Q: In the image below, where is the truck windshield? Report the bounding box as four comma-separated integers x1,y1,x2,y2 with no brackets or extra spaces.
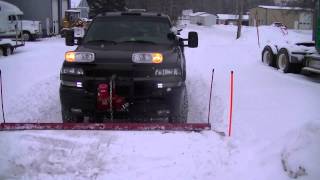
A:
83,16,173,45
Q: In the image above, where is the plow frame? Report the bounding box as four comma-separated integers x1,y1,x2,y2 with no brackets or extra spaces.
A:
0,69,214,132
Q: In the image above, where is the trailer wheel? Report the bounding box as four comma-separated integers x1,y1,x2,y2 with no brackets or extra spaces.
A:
262,46,275,66
3,46,13,56
169,85,188,123
276,48,294,73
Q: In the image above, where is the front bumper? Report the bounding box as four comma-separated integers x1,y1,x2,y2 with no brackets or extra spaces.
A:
60,77,184,120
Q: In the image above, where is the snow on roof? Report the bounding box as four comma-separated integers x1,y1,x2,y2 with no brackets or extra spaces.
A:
258,5,311,11
189,12,206,17
0,0,23,15
217,14,249,20
182,9,193,16
199,13,216,17
65,9,81,13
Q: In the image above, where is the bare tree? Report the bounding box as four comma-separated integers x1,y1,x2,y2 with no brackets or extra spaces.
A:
236,0,244,39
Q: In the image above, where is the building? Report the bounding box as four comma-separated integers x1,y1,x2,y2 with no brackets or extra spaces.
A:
217,14,249,26
198,13,217,26
3,0,71,35
77,0,89,18
249,5,312,30
189,12,206,24
181,9,193,20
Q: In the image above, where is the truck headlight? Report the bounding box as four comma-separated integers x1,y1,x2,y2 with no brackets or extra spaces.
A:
61,67,84,75
132,53,163,64
155,68,181,76
65,51,95,63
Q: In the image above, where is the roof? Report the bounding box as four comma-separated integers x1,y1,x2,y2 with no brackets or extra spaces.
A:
189,12,206,17
217,14,249,20
65,9,81,13
258,5,312,11
97,12,169,19
0,0,23,15
199,13,216,17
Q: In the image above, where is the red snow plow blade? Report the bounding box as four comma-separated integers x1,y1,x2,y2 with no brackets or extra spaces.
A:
0,122,211,131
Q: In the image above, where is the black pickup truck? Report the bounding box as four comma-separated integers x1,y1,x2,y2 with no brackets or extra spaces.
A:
61,12,198,123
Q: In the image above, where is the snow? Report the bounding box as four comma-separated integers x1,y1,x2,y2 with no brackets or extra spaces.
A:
0,24,320,179
258,5,312,11
189,12,206,17
217,14,249,20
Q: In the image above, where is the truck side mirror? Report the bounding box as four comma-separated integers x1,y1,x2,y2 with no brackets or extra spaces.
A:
65,30,75,46
188,32,198,48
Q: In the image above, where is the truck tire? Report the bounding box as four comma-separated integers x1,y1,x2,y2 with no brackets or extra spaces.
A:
169,85,188,123
0,48,3,57
3,46,13,56
22,31,33,41
262,46,275,67
61,106,83,123
276,48,295,73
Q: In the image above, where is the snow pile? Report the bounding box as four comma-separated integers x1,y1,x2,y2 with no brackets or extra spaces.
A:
281,122,320,179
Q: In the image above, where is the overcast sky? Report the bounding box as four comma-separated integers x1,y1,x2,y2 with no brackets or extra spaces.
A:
71,0,81,8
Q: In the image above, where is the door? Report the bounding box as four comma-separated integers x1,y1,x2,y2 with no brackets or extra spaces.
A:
52,0,59,34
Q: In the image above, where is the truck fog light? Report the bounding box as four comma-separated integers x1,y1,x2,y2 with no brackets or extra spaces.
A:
71,108,82,114
157,83,164,88
157,110,170,116
166,87,172,92
76,82,83,87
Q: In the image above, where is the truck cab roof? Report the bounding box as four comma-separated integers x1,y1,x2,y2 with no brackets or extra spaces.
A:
96,12,170,19
0,0,23,15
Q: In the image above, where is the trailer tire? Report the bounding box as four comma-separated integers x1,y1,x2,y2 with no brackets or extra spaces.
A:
169,85,188,123
262,46,275,67
276,48,295,73
3,46,13,56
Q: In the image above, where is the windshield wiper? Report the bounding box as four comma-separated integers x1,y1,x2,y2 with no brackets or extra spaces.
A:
85,40,117,45
118,40,156,44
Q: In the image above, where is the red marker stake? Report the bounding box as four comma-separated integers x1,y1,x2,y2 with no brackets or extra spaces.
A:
228,71,234,137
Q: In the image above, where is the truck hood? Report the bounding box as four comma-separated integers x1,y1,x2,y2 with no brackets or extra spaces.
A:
76,43,180,64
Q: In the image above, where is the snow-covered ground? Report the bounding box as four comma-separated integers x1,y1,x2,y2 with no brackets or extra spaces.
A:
0,25,319,180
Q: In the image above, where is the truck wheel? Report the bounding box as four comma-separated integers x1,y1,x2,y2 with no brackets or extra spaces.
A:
0,48,3,57
22,32,32,41
169,85,188,123
3,47,13,56
277,48,294,73
262,46,275,66
61,106,83,123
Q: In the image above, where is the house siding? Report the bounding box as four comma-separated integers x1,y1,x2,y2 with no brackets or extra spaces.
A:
249,7,312,29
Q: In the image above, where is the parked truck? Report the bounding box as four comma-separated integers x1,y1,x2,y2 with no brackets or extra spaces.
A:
261,0,320,74
0,0,42,41
0,1,24,56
